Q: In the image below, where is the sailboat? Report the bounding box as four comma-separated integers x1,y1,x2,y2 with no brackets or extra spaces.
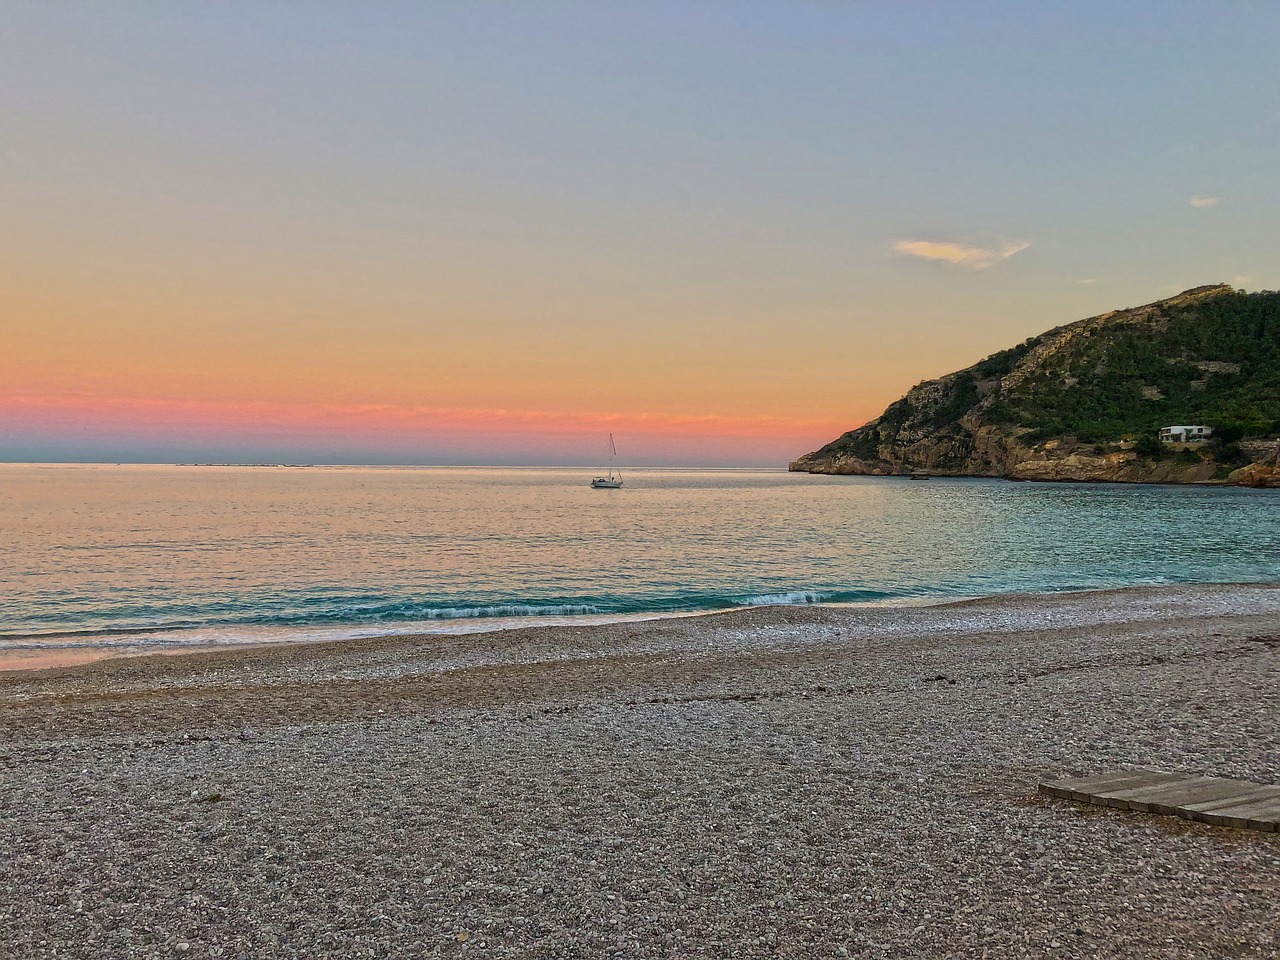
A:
590,434,624,489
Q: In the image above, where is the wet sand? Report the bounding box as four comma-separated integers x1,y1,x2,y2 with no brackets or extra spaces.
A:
3,583,1279,958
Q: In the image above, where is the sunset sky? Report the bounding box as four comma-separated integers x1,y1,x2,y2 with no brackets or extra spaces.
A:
3,3,1278,466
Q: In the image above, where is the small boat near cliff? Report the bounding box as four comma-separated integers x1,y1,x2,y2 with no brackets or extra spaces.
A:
591,434,623,489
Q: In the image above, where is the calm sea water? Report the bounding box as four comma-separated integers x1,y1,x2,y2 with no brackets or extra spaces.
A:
3,463,1279,665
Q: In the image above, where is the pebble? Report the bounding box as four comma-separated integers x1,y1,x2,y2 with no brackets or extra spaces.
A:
2,582,1279,959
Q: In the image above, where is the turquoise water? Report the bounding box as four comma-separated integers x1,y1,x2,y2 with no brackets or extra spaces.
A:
2,463,1278,660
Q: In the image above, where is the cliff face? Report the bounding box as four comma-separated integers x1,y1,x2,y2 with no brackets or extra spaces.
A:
790,285,1280,486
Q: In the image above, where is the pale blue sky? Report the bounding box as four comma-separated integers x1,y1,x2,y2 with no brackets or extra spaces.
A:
2,2,1277,464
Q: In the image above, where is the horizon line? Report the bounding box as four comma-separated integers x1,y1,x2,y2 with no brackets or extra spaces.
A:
0,459,796,470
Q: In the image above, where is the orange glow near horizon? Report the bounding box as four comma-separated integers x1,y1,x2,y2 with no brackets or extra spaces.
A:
1,391,867,465
1,281,902,464
3,5,1279,465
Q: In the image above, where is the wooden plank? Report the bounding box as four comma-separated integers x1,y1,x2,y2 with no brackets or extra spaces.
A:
1038,770,1182,803
1192,795,1280,832
1180,784,1280,814
1039,770,1160,799
1110,777,1252,814
1096,774,1213,810
1038,769,1280,833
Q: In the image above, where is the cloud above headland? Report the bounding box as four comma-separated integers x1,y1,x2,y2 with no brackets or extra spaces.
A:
1189,195,1221,208
893,238,1032,270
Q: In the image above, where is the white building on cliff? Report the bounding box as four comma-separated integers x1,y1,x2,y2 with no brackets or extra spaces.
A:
1160,425,1213,443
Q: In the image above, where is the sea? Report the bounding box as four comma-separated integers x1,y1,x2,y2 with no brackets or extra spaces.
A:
3,463,1279,668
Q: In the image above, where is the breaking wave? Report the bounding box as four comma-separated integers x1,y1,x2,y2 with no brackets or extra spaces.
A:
0,587,895,650
736,590,834,606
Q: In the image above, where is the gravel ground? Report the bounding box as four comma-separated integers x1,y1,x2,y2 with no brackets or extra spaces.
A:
2,582,1279,959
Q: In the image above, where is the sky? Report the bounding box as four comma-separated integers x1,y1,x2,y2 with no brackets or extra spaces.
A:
2,2,1278,466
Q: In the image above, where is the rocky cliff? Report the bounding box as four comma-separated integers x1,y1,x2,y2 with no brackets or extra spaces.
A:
790,285,1280,486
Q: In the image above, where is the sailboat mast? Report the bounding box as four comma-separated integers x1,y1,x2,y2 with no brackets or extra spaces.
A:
589,434,623,488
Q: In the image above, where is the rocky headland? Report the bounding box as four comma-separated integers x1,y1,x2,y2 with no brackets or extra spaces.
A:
791,285,1280,486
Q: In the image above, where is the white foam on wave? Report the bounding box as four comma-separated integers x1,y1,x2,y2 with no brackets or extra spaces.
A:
736,591,832,606
0,608,727,671
410,603,604,620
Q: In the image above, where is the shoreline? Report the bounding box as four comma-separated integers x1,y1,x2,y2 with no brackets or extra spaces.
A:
4,581,1278,958
0,608,726,674
5,578,1276,675
792,466,1280,489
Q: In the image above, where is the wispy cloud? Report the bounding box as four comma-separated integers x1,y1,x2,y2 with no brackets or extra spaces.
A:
893,238,1031,270
1189,195,1221,208
1077,278,1097,284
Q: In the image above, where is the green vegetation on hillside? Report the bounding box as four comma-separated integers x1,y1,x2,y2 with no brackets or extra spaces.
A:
795,288,1280,473
973,336,1043,380
988,291,1280,442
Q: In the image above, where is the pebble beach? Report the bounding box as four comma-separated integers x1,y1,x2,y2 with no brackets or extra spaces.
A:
3,582,1279,959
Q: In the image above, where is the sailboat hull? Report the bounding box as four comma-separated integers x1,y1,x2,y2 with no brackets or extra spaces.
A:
591,433,623,488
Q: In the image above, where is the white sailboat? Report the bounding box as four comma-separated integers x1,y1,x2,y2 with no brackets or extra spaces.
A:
590,434,624,489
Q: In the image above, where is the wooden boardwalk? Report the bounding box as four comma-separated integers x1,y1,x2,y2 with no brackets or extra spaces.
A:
1039,769,1280,832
